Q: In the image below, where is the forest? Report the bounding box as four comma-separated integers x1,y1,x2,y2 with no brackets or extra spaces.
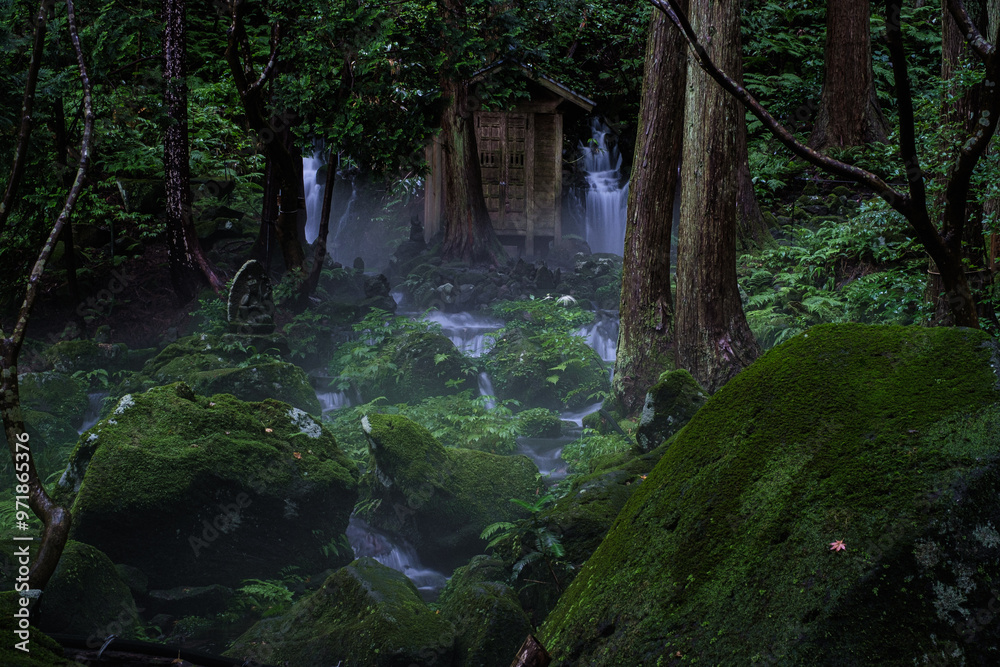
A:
1,0,1000,664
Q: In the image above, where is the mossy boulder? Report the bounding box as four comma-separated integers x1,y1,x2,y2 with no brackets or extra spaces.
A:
360,414,544,570
60,382,358,590
484,330,608,411
38,540,141,640
351,330,476,404
540,324,1000,665
226,557,455,666
439,556,533,667
114,333,320,414
42,339,134,374
516,408,563,438
634,368,707,452
19,371,88,423
0,593,70,666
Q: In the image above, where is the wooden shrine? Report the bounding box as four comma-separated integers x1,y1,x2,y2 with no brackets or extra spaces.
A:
424,62,594,257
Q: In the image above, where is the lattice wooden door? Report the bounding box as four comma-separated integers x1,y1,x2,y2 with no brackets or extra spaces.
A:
476,112,529,232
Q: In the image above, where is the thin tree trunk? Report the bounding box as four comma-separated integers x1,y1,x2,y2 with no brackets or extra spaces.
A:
612,7,685,416
250,152,280,271
675,0,760,392
164,0,221,303
809,0,888,149
52,98,81,308
0,0,47,235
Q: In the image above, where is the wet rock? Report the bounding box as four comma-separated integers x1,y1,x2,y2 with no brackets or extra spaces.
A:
635,369,707,452
535,262,556,291
359,414,543,570
227,557,455,666
38,541,141,640
60,383,358,590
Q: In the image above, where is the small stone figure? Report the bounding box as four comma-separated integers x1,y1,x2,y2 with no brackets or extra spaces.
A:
409,215,424,243
227,260,276,334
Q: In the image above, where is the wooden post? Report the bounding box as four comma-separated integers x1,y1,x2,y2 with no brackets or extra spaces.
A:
525,112,536,257
553,112,563,248
509,635,551,667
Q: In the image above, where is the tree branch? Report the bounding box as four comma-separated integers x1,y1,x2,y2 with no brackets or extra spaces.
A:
946,0,996,60
649,0,911,218
248,23,280,95
0,0,48,236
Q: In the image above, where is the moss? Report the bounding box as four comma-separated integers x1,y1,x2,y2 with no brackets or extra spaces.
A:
361,414,544,570
516,407,562,438
63,382,358,589
39,540,140,640
540,324,1000,665
0,593,70,666
439,556,533,666
18,371,88,423
43,339,132,374
634,368,707,452
355,330,476,404
485,330,609,411
189,363,321,415
226,557,455,666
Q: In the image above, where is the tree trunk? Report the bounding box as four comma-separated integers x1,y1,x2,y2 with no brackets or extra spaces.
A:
612,7,686,416
809,0,888,150
250,152,280,271
675,0,760,393
734,34,769,250
438,77,508,266
164,0,221,304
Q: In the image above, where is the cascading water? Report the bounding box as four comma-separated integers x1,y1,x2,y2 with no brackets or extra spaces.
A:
302,154,358,263
346,515,448,601
420,311,504,358
579,119,629,255
78,391,108,434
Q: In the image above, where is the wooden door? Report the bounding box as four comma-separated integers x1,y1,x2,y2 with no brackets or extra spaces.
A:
476,111,531,233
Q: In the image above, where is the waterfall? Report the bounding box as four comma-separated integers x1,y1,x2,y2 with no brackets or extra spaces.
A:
316,390,351,414
346,516,448,600
78,391,109,434
579,119,629,255
575,312,619,363
420,311,504,358
477,372,497,410
302,154,358,264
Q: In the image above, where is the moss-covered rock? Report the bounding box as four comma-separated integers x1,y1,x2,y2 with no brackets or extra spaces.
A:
42,339,134,374
226,557,455,666
353,330,476,404
634,368,707,452
0,593,71,666
540,324,1000,665
484,330,608,411
360,414,543,570
38,540,141,640
60,382,358,590
439,556,533,667
516,408,563,438
113,333,320,414
19,371,88,423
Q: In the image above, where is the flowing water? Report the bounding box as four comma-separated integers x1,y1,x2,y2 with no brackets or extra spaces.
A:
302,155,358,263
579,119,629,255
346,515,449,601
420,311,504,358
78,391,109,434
316,390,352,414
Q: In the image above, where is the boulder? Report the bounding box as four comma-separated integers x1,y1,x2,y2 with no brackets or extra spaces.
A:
439,556,533,667
634,369,707,452
360,414,543,570
38,541,141,640
60,383,358,590
0,593,69,666
226,558,455,666
541,324,1000,665
485,330,608,411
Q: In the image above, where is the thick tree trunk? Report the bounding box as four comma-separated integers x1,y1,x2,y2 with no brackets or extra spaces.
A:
612,8,686,416
809,0,888,150
164,0,221,303
675,0,760,393
439,76,507,266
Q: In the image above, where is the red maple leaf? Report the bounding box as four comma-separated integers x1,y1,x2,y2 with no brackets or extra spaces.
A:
829,539,846,552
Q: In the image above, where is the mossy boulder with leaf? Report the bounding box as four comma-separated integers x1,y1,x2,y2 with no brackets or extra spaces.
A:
484,329,608,411
59,382,358,590
541,324,1000,665
359,414,543,570
226,557,455,666
38,540,142,640
439,555,533,667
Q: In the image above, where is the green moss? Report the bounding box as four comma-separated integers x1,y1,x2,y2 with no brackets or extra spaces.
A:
516,408,562,438
540,324,1000,665
361,414,543,569
635,368,707,452
226,557,455,666
18,371,88,422
43,339,132,374
62,382,358,589
357,330,476,404
0,593,70,666
39,540,140,639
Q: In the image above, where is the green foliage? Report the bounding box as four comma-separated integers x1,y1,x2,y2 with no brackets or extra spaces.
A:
481,492,567,591
188,288,230,336
561,430,631,474
324,392,521,466
489,297,594,335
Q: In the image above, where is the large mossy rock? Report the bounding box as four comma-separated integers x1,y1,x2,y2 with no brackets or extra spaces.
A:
484,330,608,411
351,330,476,404
38,540,141,640
360,414,543,570
634,368,707,452
42,339,135,374
226,557,455,666
0,594,70,666
60,382,358,590
19,371,88,423
439,555,533,667
114,333,320,415
540,324,1000,665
